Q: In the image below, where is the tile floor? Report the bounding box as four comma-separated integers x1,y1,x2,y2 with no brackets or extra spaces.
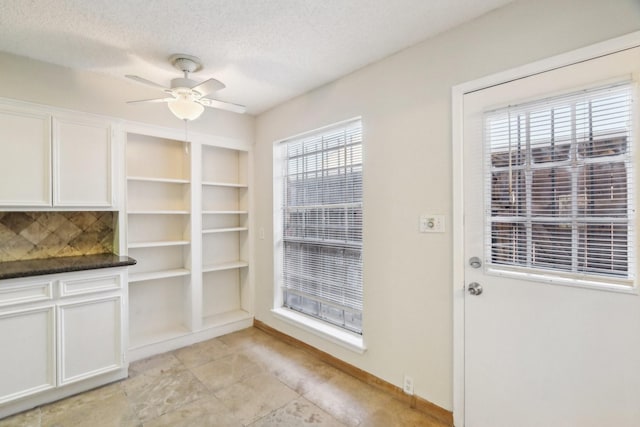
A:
0,327,448,426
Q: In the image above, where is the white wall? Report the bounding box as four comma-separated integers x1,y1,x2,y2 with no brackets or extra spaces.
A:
0,52,254,141
253,0,640,410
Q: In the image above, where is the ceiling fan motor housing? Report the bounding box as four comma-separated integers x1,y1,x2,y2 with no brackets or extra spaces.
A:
169,77,199,91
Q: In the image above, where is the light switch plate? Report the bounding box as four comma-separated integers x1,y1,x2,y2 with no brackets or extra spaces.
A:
420,214,445,233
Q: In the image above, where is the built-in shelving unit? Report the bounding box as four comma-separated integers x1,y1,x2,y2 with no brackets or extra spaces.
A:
201,144,251,330
126,133,192,352
124,130,252,361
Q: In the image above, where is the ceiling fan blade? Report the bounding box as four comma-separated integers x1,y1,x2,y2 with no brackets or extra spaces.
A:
125,75,168,90
127,97,174,104
191,78,226,96
198,97,246,114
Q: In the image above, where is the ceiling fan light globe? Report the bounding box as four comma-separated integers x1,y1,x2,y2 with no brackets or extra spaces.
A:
168,98,204,121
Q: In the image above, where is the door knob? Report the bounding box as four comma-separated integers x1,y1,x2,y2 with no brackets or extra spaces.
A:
468,282,483,296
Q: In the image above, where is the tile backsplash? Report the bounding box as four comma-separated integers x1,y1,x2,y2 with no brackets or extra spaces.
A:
0,211,116,262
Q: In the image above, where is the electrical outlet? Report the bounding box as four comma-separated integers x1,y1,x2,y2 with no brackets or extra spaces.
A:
403,375,414,395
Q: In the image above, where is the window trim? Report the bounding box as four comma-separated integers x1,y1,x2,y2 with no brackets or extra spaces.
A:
484,263,637,294
271,307,366,353
272,117,364,344
482,82,637,293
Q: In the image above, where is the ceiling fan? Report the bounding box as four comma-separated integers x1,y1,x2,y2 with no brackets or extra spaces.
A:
126,54,246,120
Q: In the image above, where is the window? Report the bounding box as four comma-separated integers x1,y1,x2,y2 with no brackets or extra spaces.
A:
277,119,363,334
485,82,635,286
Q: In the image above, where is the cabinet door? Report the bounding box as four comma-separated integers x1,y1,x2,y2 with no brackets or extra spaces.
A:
53,117,113,207
0,305,56,404
0,107,52,206
58,295,122,385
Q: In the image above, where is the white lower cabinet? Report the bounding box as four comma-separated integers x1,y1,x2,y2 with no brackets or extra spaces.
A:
0,305,56,404
0,268,128,418
58,295,122,385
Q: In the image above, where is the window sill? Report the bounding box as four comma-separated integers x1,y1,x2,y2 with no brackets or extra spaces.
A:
271,308,366,354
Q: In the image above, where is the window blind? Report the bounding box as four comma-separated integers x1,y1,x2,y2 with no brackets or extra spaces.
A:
485,82,635,284
280,119,363,333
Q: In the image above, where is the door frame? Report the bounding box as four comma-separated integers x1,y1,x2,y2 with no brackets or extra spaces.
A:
451,30,640,427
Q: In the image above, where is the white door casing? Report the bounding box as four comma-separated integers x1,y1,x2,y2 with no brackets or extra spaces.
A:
453,33,640,427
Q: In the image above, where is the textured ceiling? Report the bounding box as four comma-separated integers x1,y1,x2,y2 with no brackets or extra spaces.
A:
0,0,513,114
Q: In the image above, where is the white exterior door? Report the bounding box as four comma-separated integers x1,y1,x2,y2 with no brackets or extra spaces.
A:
462,47,640,426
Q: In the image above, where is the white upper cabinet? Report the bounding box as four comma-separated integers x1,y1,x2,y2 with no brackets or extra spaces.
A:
53,116,114,207
0,107,52,206
0,102,116,208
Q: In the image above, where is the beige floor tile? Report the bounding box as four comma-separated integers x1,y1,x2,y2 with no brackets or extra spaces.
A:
143,394,242,427
217,328,273,352
238,331,341,395
268,350,341,395
122,366,210,423
214,372,299,425
0,408,41,427
249,397,347,427
128,352,184,379
360,397,450,427
241,336,299,370
172,338,233,369
40,382,140,427
191,353,264,392
303,371,394,426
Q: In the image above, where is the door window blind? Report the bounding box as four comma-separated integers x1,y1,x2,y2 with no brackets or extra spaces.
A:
280,119,363,333
485,82,635,285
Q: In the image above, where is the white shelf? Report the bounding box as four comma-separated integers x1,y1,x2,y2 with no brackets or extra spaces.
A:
203,227,248,234
202,181,248,188
129,269,191,283
127,176,190,184
202,309,253,330
128,240,190,249
202,210,248,215
203,261,249,273
128,210,190,215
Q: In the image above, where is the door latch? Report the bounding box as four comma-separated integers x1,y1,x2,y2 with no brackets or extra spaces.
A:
469,257,482,269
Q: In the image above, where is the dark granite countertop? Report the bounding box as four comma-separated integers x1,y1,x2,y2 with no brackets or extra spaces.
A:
0,254,137,280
